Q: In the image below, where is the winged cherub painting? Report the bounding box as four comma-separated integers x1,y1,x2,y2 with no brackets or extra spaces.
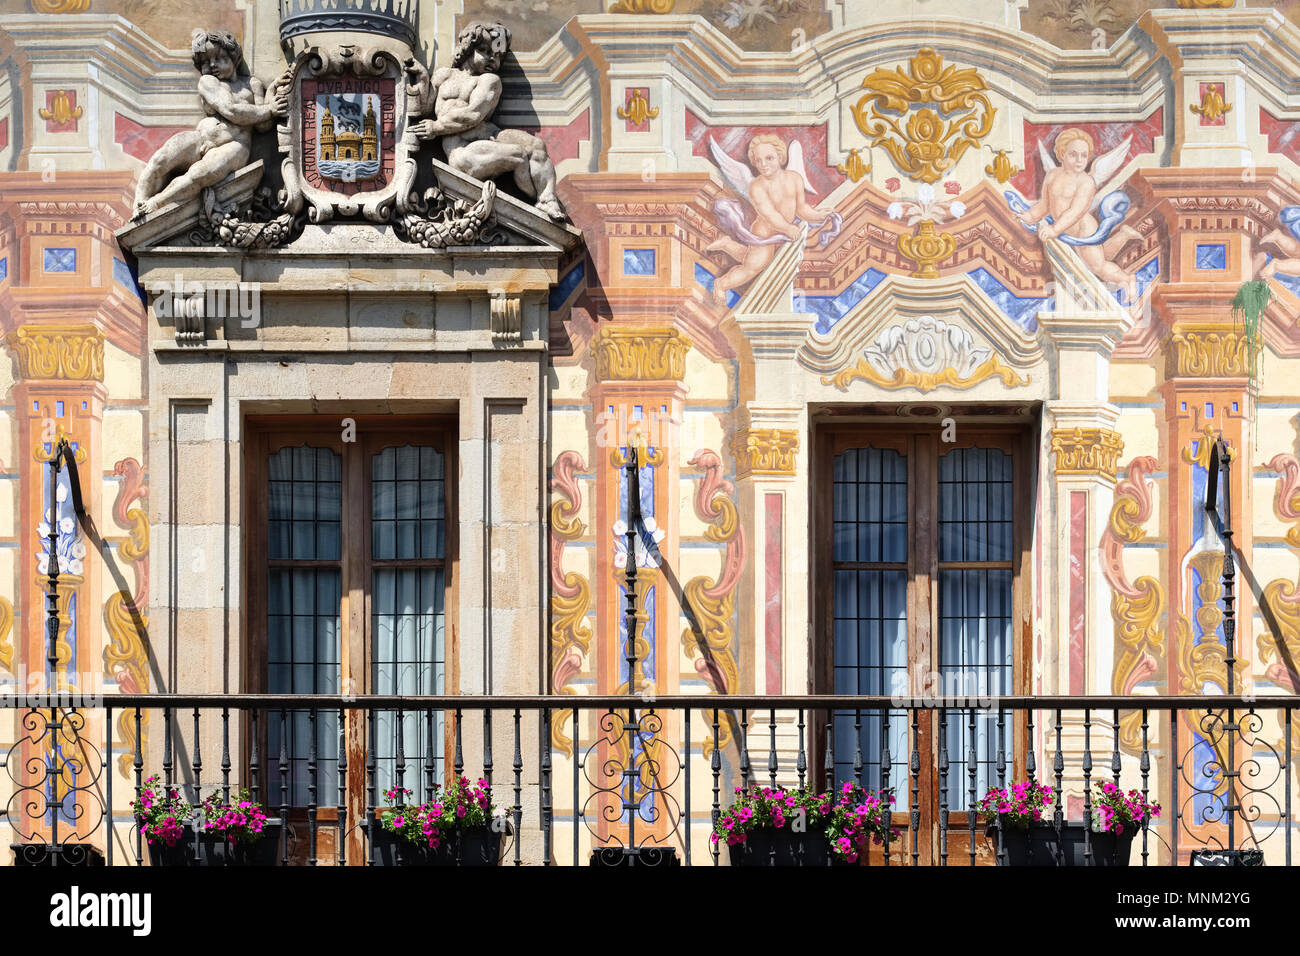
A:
705,134,842,302
1005,128,1142,303
1255,206,1300,280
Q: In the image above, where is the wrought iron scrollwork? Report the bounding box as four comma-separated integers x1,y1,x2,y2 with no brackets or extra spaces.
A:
4,707,106,845
1178,709,1284,854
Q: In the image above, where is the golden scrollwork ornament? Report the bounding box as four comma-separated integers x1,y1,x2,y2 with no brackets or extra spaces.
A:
851,47,996,184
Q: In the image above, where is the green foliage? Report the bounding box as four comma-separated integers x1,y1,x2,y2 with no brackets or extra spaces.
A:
1231,278,1272,394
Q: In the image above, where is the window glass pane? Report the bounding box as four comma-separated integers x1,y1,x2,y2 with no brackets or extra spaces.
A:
938,567,1013,797
267,567,341,805
372,568,446,797
372,445,445,561
939,446,1012,563
832,447,907,564
268,446,341,561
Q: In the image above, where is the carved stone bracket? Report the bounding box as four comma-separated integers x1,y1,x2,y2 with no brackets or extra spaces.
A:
490,291,522,342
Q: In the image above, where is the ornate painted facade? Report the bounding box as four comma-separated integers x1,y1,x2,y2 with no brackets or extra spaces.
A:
2,0,1300,866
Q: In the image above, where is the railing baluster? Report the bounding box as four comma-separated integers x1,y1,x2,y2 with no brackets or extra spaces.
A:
337,707,347,867
967,707,977,867
1027,708,1036,784
740,709,750,793
367,706,377,866
938,706,948,867
133,707,143,867
1171,711,1180,865
192,707,202,806
542,708,553,866
1286,709,1293,868
823,717,834,867
854,708,864,792
106,703,114,868
684,708,691,867
1111,707,1122,788
1053,708,1064,866
1140,708,1150,867
797,709,807,791
711,709,721,867
573,707,580,867
163,706,173,792
996,706,1007,867
882,706,891,867
279,707,289,866
513,708,522,866
395,706,406,800
768,708,778,790
1083,709,1093,865
308,707,318,867
910,708,920,868
250,709,260,805
221,706,231,804
425,707,435,805
483,709,493,789
454,707,464,781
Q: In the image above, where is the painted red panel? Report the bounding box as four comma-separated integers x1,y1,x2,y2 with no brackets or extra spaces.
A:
114,113,188,162
1069,490,1087,697
0,117,8,152
1011,109,1163,198
1261,106,1300,167
686,108,842,204
764,493,782,694
518,108,590,166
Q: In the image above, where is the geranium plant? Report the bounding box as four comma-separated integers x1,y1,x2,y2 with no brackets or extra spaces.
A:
379,775,496,849
201,789,269,845
1093,781,1160,835
132,775,191,847
976,780,1055,828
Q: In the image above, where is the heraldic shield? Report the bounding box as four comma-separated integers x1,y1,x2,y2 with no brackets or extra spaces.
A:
280,42,416,224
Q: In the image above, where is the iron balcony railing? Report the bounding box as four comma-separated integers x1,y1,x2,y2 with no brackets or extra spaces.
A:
0,692,1294,866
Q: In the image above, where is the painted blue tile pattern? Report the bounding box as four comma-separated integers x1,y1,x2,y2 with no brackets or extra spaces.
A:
43,247,76,273
966,267,1050,332
623,247,656,276
801,268,888,334
1195,244,1226,270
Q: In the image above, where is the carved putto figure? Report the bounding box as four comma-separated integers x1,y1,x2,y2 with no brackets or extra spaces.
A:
132,30,287,220
404,21,566,221
705,134,841,301
1005,128,1141,302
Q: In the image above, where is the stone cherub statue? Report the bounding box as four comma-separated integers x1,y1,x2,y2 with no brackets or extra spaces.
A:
403,21,566,222
132,29,288,220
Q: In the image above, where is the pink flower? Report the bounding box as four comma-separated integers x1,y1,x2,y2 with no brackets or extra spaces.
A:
886,177,901,193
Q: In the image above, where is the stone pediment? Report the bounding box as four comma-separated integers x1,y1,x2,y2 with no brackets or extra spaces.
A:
796,273,1043,386
116,159,581,256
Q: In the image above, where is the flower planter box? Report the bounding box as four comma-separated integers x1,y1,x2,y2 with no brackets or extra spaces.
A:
727,828,836,867
147,820,283,867
990,823,1134,866
362,820,501,866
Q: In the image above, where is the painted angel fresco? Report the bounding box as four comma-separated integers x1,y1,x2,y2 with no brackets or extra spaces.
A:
1255,206,1300,280
705,134,842,302
1004,128,1141,302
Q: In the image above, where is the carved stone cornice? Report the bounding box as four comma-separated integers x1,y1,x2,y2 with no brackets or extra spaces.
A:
1050,426,1125,484
731,428,799,479
6,323,105,381
593,326,691,382
1168,324,1250,378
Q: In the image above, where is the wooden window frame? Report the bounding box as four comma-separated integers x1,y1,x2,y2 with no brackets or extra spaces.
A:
242,414,458,861
811,420,1037,862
